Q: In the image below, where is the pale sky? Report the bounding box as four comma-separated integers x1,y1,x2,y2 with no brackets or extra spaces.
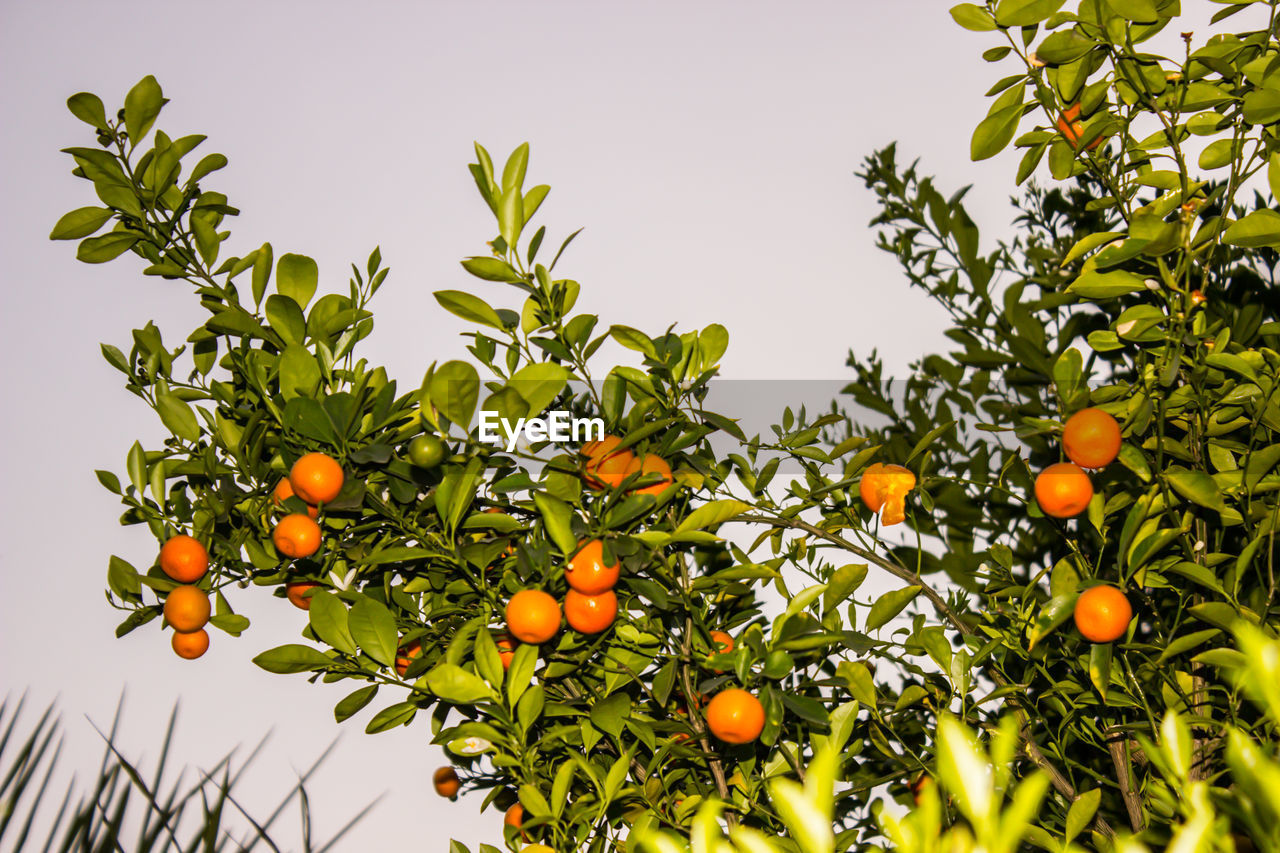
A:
0,1,1224,850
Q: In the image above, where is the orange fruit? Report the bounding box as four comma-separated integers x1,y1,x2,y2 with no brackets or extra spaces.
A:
624,453,673,496
522,847,554,853
1056,103,1102,151
506,590,561,644
171,628,209,660
273,513,323,559
564,589,617,634
909,773,932,805
709,630,734,674
859,463,917,525
1034,462,1093,518
1073,585,1132,643
163,585,210,633
272,478,319,518
565,540,620,595
504,803,524,830
1062,408,1121,469
289,452,344,505
495,633,517,669
705,688,765,745
285,581,319,610
582,435,635,490
433,766,460,798
395,640,423,677
159,534,209,583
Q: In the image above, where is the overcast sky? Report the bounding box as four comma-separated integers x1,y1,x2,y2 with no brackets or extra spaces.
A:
0,1,1238,850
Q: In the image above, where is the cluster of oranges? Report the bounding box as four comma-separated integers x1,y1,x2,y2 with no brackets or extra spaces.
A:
156,452,343,659
271,452,343,560
158,535,212,659
1034,407,1133,644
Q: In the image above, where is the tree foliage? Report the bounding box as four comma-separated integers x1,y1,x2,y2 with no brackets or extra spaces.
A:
50,0,1280,850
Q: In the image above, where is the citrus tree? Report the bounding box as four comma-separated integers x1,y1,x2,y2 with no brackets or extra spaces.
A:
50,0,1280,849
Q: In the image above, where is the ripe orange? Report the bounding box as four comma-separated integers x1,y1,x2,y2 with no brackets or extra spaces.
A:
163,585,210,633
171,628,209,660
159,534,208,583
433,766,461,798
272,478,319,518
289,452,344,505
624,453,674,496
565,540,620,595
1056,103,1102,151
859,463,917,525
909,773,933,805
395,640,423,677
564,589,617,634
522,847,554,853
495,633,517,669
504,803,524,830
705,688,765,745
1034,462,1093,518
1062,408,1121,469
1073,585,1133,643
709,630,734,674
582,435,635,490
273,513,322,559
506,590,561,644
285,581,319,610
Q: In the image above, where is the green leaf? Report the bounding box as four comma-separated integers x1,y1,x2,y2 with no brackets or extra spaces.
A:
1067,269,1148,298
434,290,505,330
1108,0,1158,21
334,685,378,722
498,184,524,248
1088,642,1113,700
365,701,417,734
509,362,569,418
994,0,1066,26
50,206,113,240
107,555,141,599
265,294,307,345
769,778,834,853
1157,629,1221,664
308,591,358,655
155,382,201,442
1036,30,1096,64
906,420,956,464
864,586,922,632
971,105,1023,161
950,3,997,30
77,232,139,263
348,596,399,666
428,360,480,430
935,715,992,822
609,325,658,359
1164,465,1226,511
533,492,577,556
67,92,108,131
460,256,522,282
1028,593,1077,649
427,663,495,704
276,253,319,308
252,644,331,674
1224,210,1280,248
675,500,751,534
123,75,164,144
1065,788,1101,841
279,344,321,399
589,692,631,738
